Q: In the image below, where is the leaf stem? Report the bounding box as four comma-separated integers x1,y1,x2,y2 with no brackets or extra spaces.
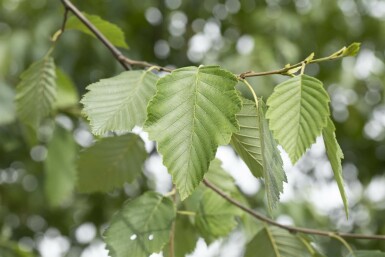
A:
169,186,176,257
328,233,354,255
203,179,385,241
177,210,196,216
241,79,259,109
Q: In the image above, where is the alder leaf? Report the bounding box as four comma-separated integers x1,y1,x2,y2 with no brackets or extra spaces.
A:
231,97,264,178
66,12,128,49
144,66,241,200
195,189,241,243
323,117,348,217
163,215,199,257
0,83,15,125
266,75,330,164
259,100,287,211
245,224,311,257
15,56,56,129
105,192,176,257
55,68,79,109
82,70,158,135
77,134,147,193
231,98,286,211
44,125,77,207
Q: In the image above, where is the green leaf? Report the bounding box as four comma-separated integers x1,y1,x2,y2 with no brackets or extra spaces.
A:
259,100,287,211
77,134,147,193
66,13,128,49
245,224,311,257
0,82,16,125
231,97,264,178
342,42,361,57
231,98,286,210
163,214,198,257
204,158,239,195
105,192,176,257
266,74,330,164
323,117,348,217
347,251,385,257
44,124,77,207
82,70,158,135
144,66,241,199
195,189,241,242
15,56,57,129
55,68,79,109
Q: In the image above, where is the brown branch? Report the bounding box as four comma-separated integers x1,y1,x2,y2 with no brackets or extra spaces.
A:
203,179,385,241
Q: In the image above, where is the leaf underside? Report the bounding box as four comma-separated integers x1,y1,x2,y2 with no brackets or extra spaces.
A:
323,117,348,216
77,134,147,193
55,68,79,109
266,74,330,164
15,56,57,129
66,12,129,49
231,98,286,211
144,66,241,199
105,192,176,257
82,70,158,135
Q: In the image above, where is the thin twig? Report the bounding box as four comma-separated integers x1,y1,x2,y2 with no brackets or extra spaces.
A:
60,0,174,72
203,179,385,241
60,0,130,70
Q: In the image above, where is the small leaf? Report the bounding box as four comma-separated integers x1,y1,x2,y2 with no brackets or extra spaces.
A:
342,42,361,57
144,66,241,200
15,56,57,129
266,74,330,164
323,117,348,217
195,189,241,243
66,13,128,49
245,224,311,257
346,251,385,257
77,134,147,193
305,52,315,63
44,124,77,207
0,83,16,125
82,70,158,135
105,192,176,257
204,158,240,195
55,68,79,109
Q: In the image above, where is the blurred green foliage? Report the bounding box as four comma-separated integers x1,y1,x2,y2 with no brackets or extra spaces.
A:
1,0,385,256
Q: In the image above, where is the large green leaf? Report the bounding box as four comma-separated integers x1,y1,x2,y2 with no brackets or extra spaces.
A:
44,125,77,207
77,134,147,193
266,75,330,164
0,82,15,125
231,97,286,210
347,251,385,257
55,68,79,109
82,70,158,135
15,56,56,129
195,189,241,243
163,215,198,257
144,66,241,199
323,117,348,216
245,224,311,257
66,13,128,49
259,100,287,211
231,97,263,178
105,192,176,257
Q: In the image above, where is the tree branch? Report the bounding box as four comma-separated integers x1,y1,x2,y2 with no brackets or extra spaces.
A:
203,179,385,241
